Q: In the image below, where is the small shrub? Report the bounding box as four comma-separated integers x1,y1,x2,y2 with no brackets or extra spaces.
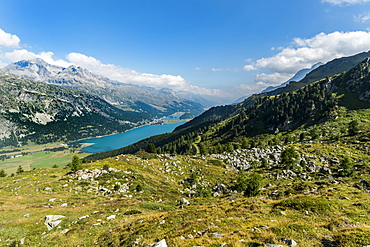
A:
332,228,370,247
140,202,176,211
123,210,142,215
273,196,332,213
135,184,143,192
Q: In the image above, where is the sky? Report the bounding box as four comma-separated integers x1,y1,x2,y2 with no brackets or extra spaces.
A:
1,0,370,102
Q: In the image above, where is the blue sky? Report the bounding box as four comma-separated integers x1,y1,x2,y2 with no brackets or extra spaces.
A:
1,0,370,101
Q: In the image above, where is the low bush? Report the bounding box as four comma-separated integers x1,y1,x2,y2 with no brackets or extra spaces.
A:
273,196,332,213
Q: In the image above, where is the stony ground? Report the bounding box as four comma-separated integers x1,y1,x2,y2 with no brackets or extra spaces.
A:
0,143,370,246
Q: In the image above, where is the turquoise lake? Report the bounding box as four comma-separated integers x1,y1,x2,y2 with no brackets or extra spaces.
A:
75,120,185,153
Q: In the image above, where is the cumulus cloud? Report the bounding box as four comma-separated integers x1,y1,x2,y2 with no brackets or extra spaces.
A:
211,67,239,72
238,31,370,96
322,0,370,5
354,12,370,22
66,52,220,95
243,64,257,71
0,28,20,47
2,49,71,67
258,31,370,74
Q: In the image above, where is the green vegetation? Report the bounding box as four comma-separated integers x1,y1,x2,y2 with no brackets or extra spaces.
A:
2,50,370,246
69,155,83,172
0,145,369,246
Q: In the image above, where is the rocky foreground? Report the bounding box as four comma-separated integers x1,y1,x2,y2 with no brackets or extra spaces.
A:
0,143,370,246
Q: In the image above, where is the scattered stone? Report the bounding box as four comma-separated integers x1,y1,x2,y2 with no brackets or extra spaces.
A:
266,245,284,247
44,187,52,191
60,203,68,207
74,186,83,191
78,215,89,220
180,198,190,205
48,198,57,202
23,213,29,217
213,232,223,238
153,239,167,247
60,229,70,234
106,215,116,220
44,215,65,230
283,238,298,247
20,238,25,244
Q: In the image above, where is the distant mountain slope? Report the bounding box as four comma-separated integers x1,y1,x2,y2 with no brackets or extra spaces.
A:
5,59,204,117
0,69,148,148
179,51,370,131
261,62,323,93
86,56,370,159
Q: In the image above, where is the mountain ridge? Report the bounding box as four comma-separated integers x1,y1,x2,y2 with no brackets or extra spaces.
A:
0,69,151,148
4,59,205,117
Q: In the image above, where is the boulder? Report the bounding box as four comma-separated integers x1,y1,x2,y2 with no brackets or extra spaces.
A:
44,215,65,230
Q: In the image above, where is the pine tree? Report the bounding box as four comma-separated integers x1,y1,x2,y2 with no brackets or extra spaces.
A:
147,143,156,153
280,146,299,169
16,165,24,174
0,169,7,177
70,155,83,172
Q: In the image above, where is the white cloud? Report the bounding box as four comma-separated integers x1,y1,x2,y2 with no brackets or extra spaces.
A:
66,52,220,95
250,30,370,75
211,68,223,72
0,28,20,47
255,73,291,86
243,64,257,71
240,31,370,95
354,12,370,22
1,49,71,67
322,0,370,5
211,67,239,72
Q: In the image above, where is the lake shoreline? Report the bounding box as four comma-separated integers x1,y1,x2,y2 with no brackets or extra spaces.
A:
72,116,186,153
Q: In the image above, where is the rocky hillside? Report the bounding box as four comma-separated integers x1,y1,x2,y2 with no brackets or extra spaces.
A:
0,138,369,246
0,69,148,148
5,59,204,117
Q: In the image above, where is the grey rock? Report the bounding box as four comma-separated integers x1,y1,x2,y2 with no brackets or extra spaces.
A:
180,198,190,205
213,232,223,238
44,215,65,230
283,238,298,247
153,239,167,247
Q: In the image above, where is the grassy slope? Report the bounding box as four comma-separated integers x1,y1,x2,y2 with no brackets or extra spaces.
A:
0,140,369,246
0,143,89,175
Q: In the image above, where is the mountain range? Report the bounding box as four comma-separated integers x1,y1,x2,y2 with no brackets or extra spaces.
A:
4,59,205,117
0,69,152,147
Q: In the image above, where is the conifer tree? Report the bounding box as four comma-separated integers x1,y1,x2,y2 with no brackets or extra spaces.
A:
70,155,83,172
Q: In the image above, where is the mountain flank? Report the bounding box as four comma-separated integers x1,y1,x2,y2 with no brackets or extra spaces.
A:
85,54,370,160
0,69,148,148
